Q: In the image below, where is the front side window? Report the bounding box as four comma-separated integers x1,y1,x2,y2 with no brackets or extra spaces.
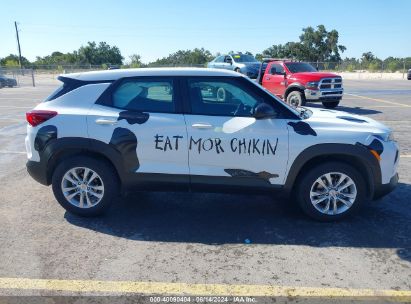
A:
187,78,262,117
285,62,317,73
112,79,174,113
270,64,285,75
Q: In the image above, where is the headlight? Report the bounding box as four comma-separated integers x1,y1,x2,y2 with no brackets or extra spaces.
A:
374,132,394,142
306,82,319,89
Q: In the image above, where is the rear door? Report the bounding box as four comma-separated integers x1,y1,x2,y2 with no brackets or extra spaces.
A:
87,77,189,184
183,76,289,189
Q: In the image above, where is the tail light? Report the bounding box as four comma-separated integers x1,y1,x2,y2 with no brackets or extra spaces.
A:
26,110,58,127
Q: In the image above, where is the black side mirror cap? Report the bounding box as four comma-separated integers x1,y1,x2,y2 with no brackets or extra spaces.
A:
253,103,277,119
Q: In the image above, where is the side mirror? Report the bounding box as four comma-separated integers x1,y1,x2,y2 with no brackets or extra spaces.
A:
253,103,277,119
226,58,233,65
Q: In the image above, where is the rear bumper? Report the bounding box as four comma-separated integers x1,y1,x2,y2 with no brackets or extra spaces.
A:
27,160,49,185
374,173,398,199
304,88,343,101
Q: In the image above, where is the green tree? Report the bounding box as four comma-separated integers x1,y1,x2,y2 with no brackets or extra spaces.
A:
258,25,346,62
129,54,143,68
149,48,213,67
0,54,30,67
77,41,123,65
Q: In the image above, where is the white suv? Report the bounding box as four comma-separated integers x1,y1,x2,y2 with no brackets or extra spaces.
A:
25,68,399,221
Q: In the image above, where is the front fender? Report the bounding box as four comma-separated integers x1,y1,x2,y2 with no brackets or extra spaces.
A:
284,143,381,199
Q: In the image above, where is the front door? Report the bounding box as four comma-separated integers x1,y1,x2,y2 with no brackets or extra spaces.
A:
183,77,289,189
262,63,287,98
87,77,189,185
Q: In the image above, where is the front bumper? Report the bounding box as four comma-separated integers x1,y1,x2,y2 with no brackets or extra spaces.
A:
304,88,344,101
374,173,399,199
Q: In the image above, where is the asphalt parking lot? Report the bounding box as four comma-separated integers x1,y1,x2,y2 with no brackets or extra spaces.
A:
0,78,410,301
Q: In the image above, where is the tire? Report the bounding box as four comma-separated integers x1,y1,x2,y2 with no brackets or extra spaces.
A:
52,156,119,217
234,68,240,73
322,100,340,108
295,161,366,221
286,91,306,107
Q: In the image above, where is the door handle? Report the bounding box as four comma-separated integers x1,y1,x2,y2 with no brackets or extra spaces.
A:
192,123,213,129
95,118,118,125
265,77,271,80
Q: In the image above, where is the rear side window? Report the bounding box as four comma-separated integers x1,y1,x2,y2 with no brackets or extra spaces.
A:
111,79,175,113
45,76,113,101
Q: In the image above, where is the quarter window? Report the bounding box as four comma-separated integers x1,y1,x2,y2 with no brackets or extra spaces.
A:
112,79,174,112
187,79,262,117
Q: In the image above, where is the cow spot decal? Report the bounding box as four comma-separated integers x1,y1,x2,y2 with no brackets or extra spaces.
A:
287,121,317,136
109,127,139,172
337,116,368,123
34,125,57,151
356,138,384,156
224,169,279,183
118,110,149,125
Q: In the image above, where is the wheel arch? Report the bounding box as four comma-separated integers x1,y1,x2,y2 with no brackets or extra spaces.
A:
284,144,382,200
43,138,125,186
284,83,305,100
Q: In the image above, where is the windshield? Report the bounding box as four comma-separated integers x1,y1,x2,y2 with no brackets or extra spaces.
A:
232,54,259,63
285,62,317,73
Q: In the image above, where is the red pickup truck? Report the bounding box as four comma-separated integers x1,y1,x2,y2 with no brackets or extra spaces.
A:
256,59,343,108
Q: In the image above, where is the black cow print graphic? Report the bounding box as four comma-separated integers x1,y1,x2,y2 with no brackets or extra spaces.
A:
224,169,279,183
337,116,368,123
118,110,149,125
287,121,317,136
34,125,57,151
109,127,139,172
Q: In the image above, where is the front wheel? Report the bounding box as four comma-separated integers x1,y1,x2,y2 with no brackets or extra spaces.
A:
52,156,119,217
286,91,306,107
295,162,366,221
322,100,340,108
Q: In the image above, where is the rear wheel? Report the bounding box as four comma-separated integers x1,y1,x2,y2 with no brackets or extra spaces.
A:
52,156,119,216
295,162,366,221
322,100,340,108
234,68,240,73
286,91,306,107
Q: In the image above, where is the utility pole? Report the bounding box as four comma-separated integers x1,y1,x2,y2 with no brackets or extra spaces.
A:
14,21,23,69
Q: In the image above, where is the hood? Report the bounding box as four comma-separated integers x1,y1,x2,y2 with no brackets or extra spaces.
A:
304,107,391,135
289,72,341,82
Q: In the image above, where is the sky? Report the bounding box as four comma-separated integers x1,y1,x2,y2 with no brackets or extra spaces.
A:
0,0,410,63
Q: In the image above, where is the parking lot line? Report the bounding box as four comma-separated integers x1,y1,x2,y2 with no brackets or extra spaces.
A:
0,277,410,300
345,93,411,107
